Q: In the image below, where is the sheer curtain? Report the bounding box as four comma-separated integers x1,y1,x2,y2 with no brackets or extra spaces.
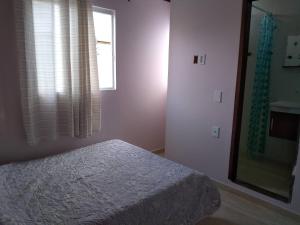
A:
15,0,101,145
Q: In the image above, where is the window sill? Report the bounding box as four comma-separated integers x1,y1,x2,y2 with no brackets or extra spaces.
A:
100,88,116,91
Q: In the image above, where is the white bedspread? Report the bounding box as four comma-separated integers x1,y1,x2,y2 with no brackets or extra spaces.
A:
0,140,220,225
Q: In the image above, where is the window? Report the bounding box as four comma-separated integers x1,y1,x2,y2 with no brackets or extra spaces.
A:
93,7,116,90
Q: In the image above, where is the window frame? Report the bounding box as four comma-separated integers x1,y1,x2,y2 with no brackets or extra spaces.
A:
93,6,117,91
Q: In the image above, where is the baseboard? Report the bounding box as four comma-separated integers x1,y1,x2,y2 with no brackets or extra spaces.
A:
212,178,300,219
152,148,165,154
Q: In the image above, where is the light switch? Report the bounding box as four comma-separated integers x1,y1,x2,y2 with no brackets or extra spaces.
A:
199,54,207,65
212,126,220,138
193,55,199,64
213,90,223,103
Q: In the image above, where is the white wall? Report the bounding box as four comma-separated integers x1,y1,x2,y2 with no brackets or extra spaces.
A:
0,0,170,164
165,0,300,215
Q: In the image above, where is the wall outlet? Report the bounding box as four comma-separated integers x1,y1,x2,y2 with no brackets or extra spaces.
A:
212,126,220,138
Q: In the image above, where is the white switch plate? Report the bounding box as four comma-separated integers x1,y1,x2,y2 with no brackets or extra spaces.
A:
212,126,220,138
213,90,223,103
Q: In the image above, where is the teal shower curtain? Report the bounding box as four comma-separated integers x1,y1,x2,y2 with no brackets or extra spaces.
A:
247,15,276,155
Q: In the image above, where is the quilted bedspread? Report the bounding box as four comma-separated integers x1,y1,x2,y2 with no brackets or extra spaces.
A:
0,140,220,225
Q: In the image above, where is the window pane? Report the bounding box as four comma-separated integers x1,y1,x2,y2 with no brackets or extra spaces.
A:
97,43,113,89
93,12,112,43
93,9,115,90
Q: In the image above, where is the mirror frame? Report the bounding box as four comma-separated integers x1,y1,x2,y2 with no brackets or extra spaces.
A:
228,0,291,202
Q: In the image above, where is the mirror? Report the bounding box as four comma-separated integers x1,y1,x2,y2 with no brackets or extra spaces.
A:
230,0,300,202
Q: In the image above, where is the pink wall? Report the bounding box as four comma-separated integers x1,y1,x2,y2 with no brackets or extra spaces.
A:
0,0,170,164
165,0,300,215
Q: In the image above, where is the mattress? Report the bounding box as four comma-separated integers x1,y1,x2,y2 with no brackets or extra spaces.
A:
0,140,220,225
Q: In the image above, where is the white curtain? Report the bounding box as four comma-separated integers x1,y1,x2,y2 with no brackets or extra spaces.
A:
15,0,101,145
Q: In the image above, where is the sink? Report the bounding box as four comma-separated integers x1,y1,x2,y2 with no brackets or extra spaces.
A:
270,101,300,115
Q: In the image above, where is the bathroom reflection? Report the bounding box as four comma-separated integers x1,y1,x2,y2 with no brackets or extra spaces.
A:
236,0,300,201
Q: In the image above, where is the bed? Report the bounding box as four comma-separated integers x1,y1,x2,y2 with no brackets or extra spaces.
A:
0,140,220,225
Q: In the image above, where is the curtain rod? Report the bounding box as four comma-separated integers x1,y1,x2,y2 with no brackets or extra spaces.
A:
252,5,272,15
